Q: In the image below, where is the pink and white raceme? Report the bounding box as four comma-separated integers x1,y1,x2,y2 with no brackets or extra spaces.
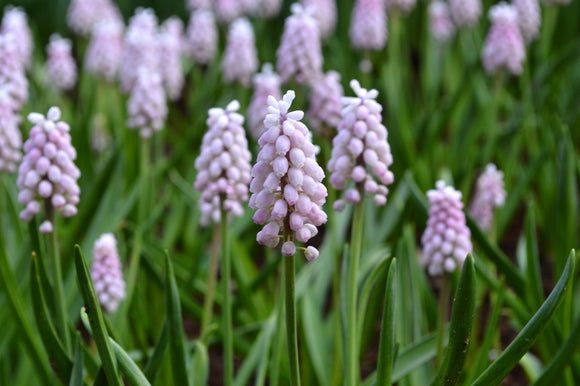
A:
482,3,526,75
1,6,33,70
301,0,337,39
215,0,244,24
421,180,472,276
247,63,282,140
159,17,185,101
0,87,21,173
17,107,80,233
276,4,323,85
261,0,284,18
513,0,541,44
126,67,167,138
186,9,218,65
85,18,124,82
429,1,455,43
91,233,126,313
308,71,343,134
249,91,327,260
328,80,394,210
67,0,121,37
449,0,481,28
222,18,258,87
194,100,252,226
44,34,77,92
469,163,506,232
119,8,159,93
350,0,388,51
0,32,28,111
186,0,211,11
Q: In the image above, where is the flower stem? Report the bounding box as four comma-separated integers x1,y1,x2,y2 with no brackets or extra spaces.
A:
436,272,452,368
45,201,71,353
284,227,300,386
201,228,221,333
346,197,364,386
220,195,234,386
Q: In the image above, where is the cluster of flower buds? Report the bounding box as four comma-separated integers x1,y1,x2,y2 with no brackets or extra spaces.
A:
194,100,252,226
308,71,343,134
0,87,21,173
249,91,327,261
119,8,159,93
449,0,481,28
126,67,167,138
17,107,80,233
421,180,472,276
91,233,126,313
44,34,77,92
186,9,218,65
301,0,337,39
328,80,394,210
222,18,258,87
513,0,541,44
215,0,244,24
0,32,28,111
159,17,185,101
469,163,506,231
261,0,283,18
85,18,124,83
350,0,388,51
247,63,282,140
482,2,526,75
276,4,323,85
1,6,33,70
67,0,121,37
429,1,455,43
186,0,211,11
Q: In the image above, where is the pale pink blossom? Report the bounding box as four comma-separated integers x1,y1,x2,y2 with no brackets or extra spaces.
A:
1,6,33,69
44,34,77,92
85,18,124,82
67,0,122,37
0,32,27,110
91,233,126,313
308,71,343,133
247,63,282,140
429,1,455,42
0,87,21,173
222,18,258,86
126,67,167,138
469,164,506,231
159,17,185,101
350,0,388,51
449,0,481,28
301,0,337,39
215,0,244,24
514,0,541,44
186,9,218,65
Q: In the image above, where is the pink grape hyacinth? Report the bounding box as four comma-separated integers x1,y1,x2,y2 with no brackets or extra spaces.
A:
91,233,126,313
247,63,282,140
276,3,323,85
308,70,343,134
481,2,526,75
159,17,185,101
194,100,252,226
249,90,327,260
1,6,33,70
186,9,218,65
429,1,456,43
469,163,506,232
84,18,124,83
513,0,541,44
449,0,481,28
421,180,472,276
0,32,28,111
0,87,22,173
328,80,394,211
126,67,168,139
350,0,388,51
222,18,258,87
44,34,77,92
17,107,81,233
301,0,337,40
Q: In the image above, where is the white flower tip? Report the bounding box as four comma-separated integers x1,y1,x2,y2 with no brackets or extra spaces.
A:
350,79,362,94
28,112,45,124
282,90,296,105
267,95,278,107
47,106,61,121
39,220,53,234
226,100,240,112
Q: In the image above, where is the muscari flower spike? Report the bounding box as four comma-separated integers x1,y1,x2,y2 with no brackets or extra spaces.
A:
247,63,282,140
468,163,506,232
301,0,337,40
349,0,388,51
126,66,168,139
249,90,328,261
449,0,481,28
159,17,185,101
91,233,126,313
307,70,343,134
221,18,258,87
84,18,124,83
186,9,218,65
0,32,28,111
0,86,22,173
429,1,456,43
1,6,33,70
513,0,541,44
44,34,77,92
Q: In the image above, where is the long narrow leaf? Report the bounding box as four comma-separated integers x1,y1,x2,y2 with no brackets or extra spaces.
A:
69,335,84,386
376,259,397,386
144,321,169,382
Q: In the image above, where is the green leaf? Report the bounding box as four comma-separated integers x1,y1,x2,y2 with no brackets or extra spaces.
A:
30,254,73,381
432,254,476,385
377,259,397,386
524,204,544,311
144,321,169,382
108,339,152,386
191,341,209,386
473,250,576,386
534,306,580,385
74,245,123,386
69,335,84,386
165,251,191,386
301,292,330,385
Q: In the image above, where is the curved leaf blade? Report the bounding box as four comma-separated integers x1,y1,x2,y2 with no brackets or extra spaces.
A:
377,259,397,386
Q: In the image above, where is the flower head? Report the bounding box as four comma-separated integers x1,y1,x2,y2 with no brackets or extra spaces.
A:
186,9,218,65
421,181,472,276
249,90,327,259
247,63,282,140
222,18,258,87
91,233,126,313
301,0,337,39
17,107,81,232
0,87,22,173
482,3,526,75
429,1,455,43
44,34,77,92
85,18,124,82
1,6,33,69
513,0,541,44
261,0,284,18
194,100,252,226
350,0,388,51
0,32,28,111
449,0,481,28
215,0,244,24
276,4,323,85
126,67,167,138
186,0,212,11
327,80,394,210
159,17,185,101
67,0,121,37
308,71,343,134
469,164,506,231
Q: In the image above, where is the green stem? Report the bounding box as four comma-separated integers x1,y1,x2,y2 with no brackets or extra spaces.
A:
436,272,451,369
139,138,150,222
346,198,364,386
201,229,221,333
284,228,300,386
220,195,233,386
46,201,71,353
270,269,285,386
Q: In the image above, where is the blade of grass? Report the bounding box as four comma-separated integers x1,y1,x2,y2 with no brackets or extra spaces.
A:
69,335,83,386
143,321,169,382
376,259,397,386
